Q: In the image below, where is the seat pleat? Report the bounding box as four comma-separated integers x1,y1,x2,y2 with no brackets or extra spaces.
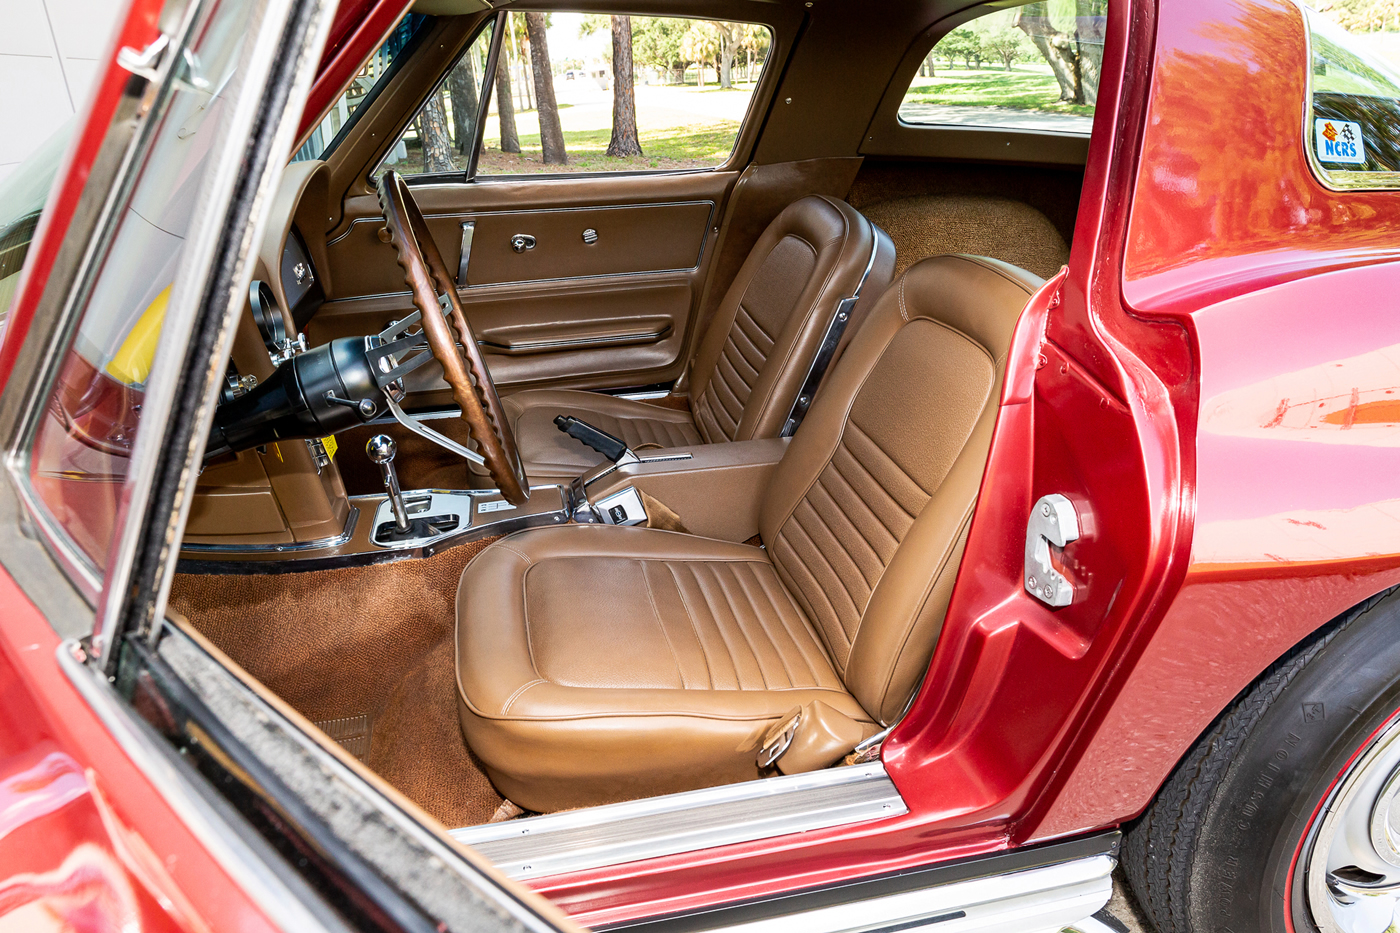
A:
642,561,711,689
695,563,773,690
829,443,918,548
795,493,868,616
741,563,840,690
666,563,742,689
732,305,774,363
712,353,750,416
808,471,887,589
842,422,932,517
770,534,853,671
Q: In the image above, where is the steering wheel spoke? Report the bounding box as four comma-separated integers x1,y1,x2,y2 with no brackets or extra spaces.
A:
375,171,530,504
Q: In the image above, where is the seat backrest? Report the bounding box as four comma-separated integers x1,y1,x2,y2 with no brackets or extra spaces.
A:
688,195,895,445
758,254,1042,724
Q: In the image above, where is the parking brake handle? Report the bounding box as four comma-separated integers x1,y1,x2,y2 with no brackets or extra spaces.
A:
554,415,630,463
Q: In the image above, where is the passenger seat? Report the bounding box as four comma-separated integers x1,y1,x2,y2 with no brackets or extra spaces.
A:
498,195,896,483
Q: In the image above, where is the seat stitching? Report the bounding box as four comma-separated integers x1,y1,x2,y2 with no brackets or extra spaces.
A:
736,302,775,345
688,563,752,690
731,564,800,688
714,355,750,414
495,543,534,566
809,473,885,589
845,420,932,500
792,501,869,628
642,562,690,689
738,562,820,688
501,678,547,715
665,563,715,689
784,516,859,643
707,563,774,690
733,306,774,355
897,276,909,323
825,454,901,555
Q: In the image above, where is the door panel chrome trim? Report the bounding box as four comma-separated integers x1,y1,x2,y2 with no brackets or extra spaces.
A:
451,762,906,880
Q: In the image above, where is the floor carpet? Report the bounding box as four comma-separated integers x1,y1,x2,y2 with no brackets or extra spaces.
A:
168,540,503,828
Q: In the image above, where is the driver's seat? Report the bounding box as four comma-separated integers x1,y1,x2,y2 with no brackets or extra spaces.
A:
493,195,895,484
455,255,1042,812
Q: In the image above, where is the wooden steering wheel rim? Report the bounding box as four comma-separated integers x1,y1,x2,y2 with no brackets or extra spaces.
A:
375,171,529,505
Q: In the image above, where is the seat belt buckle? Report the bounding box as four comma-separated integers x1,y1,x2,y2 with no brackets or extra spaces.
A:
756,709,802,769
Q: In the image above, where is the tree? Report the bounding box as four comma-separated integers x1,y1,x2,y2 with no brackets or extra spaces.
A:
494,51,520,153
418,89,455,173
525,12,567,164
681,21,720,86
607,16,642,156
632,18,689,84
939,27,984,69
1014,0,1106,105
447,53,478,154
983,25,1029,71
1318,0,1400,32
716,21,741,88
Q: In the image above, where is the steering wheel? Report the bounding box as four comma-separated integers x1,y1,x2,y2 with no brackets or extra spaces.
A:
375,171,529,505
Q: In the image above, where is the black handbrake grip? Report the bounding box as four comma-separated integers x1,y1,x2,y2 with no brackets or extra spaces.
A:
554,415,629,463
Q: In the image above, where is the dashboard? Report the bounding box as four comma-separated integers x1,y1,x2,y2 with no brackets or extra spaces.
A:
279,226,323,329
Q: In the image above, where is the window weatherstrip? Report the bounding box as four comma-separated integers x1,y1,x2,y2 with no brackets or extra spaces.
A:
466,11,506,182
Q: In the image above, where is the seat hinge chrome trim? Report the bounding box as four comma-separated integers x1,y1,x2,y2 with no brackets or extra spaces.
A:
696,854,1115,933
451,761,906,880
780,222,881,438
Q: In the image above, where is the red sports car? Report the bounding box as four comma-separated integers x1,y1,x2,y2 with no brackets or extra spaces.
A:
1,0,1398,931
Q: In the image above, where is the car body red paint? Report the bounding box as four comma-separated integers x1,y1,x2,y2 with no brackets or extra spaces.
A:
2,0,1398,928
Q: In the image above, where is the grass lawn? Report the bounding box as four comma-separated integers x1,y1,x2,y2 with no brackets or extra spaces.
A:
478,122,740,174
903,66,1094,116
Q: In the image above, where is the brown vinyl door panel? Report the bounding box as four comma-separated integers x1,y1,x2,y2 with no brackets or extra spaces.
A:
309,172,736,401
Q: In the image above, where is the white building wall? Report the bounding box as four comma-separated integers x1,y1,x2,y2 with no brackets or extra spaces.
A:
0,0,124,182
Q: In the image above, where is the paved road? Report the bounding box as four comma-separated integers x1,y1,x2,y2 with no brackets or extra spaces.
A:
898,103,1093,135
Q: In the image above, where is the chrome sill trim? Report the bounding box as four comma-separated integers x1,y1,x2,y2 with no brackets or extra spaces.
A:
55,641,341,933
181,506,358,553
703,854,1115,933
615,389,672,400
452,762,906,880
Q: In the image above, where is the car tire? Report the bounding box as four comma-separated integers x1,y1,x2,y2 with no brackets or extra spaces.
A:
1123,585,1400,933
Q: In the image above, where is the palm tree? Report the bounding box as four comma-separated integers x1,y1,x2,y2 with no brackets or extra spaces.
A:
607,16,642,157
525,13,567,164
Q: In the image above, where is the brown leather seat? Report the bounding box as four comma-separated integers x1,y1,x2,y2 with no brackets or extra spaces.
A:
456,255,1043,811
497,195,896,483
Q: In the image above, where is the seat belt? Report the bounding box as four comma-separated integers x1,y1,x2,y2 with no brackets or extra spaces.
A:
780,219,882,438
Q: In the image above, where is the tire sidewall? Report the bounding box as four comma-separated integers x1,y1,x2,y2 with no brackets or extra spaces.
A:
1187,592,1400,933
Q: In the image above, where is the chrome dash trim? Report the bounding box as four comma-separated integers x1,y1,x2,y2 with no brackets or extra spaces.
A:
701,854,1115,933
56,640,342,933
180,507,358,553
451,761,906,880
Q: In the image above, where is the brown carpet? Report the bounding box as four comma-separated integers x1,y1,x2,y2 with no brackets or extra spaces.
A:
168,540,504,828
860,194,1071,281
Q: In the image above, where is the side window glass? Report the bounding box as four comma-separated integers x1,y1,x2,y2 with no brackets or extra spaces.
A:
294,14,431,162
898,1,1105,136
1305,8,1400,187
380,19,496,177
476,13,771,175
24,0,257,571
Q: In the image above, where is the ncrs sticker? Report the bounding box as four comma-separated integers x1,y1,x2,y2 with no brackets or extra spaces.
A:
1315,118,1368,165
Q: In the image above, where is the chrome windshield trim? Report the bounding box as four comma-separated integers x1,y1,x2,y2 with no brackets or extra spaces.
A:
452,761,907,880
56,639,345,933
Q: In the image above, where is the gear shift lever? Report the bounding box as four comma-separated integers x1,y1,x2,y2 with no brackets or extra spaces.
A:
366,434,410,533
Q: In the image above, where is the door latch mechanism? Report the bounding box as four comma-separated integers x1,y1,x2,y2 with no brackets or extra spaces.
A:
1025,494,1080,607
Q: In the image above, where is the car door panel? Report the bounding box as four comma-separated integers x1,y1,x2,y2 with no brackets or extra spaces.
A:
306,171,736,401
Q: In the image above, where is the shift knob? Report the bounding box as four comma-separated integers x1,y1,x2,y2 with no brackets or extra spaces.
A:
366,434,397,465
366,435,409,532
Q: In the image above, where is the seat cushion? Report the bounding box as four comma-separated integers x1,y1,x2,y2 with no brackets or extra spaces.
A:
497,389,703,484
455,524,874,810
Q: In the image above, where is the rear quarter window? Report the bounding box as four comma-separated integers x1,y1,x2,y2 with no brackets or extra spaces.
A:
1305,8,1400,188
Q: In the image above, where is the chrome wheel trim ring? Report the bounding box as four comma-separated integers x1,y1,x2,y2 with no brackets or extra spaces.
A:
1306,713,1400,933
